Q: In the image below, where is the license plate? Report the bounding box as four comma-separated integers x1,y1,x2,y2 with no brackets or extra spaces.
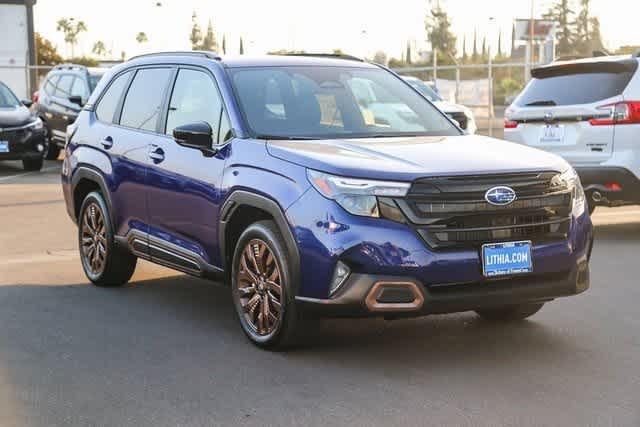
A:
0,141,9,153
539,124,565,144
482,241,533,277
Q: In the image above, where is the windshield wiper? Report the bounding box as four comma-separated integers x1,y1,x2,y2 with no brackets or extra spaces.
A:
254,134,318,140
525,100,557,106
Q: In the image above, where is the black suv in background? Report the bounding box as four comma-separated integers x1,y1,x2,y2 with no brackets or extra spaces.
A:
34,64,105,159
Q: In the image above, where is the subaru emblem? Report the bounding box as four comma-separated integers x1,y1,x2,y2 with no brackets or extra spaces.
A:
485,186,517,206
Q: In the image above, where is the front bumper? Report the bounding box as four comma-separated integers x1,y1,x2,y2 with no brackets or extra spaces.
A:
287,184,593,315
575,166,640,206
297,260,590,318
0,129,45,161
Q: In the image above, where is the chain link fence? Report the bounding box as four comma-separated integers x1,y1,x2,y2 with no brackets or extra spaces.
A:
392,61,544,139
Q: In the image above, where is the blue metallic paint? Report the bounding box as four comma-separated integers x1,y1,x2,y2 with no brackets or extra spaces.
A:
62,54,594,309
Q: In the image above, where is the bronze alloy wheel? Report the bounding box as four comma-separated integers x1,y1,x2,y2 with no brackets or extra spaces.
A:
80,202,108,276
236,239,284,336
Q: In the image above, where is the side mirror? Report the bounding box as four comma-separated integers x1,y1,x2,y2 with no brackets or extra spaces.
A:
68,95,83,107
21,99,33,108
173,121,217,155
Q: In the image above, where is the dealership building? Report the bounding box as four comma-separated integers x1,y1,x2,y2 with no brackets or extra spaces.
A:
0,0,37,98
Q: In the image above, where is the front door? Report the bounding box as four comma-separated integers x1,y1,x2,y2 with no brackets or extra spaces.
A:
145,67,230,272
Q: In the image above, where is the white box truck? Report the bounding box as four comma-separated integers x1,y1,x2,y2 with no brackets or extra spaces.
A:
0,0,36,99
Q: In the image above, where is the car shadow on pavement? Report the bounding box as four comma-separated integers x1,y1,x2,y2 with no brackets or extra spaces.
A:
0,274,582,373
0,159,62,184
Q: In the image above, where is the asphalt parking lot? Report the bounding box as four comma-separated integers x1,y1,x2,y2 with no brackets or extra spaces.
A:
1,159,639,427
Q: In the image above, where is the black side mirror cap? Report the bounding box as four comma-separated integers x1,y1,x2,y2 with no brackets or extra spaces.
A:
68,95,83,106
21,99,33,108
173,121,217,156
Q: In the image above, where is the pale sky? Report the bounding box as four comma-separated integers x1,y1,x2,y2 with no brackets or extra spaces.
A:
33,0,640,60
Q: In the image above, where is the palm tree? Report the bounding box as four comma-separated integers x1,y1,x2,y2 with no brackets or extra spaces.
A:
136,32,149,44
92,41,107,57
56,18,88,57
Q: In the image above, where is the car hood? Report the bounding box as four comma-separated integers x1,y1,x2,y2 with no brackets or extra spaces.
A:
266,135,569,181
0,105,32,127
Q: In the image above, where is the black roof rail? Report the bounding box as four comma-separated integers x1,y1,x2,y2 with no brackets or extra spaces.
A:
277,53,364,62
128,51,221,61
53,63,89,72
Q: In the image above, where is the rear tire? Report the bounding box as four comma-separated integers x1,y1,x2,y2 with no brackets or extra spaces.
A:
78,191,137,287
475,302,545,321
22,157,43,171
231,220,304,350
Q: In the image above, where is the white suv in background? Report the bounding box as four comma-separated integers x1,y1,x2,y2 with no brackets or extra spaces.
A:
402,76,477,134
504,55,640,213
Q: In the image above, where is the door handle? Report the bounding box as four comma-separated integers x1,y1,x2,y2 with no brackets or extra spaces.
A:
148,146,165,163
100,136,113,149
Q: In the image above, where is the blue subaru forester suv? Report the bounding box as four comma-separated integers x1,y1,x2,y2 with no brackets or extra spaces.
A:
62,52,593,349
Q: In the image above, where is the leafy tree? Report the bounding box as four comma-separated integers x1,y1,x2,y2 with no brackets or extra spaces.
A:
66,56,98,67
497,31,503,57
472,29,478,61
461,35,467,61
481,36,486,58
544,0,574,57
573,0,604,56
92,40,107,57
56,18,88,57
190,12,203,50
239,37,245,54
136,32,148,44
222,34,226,54
201,20,218,51
35,32,63,65
372,51,388,65
405,42,412,64
425,4,457,59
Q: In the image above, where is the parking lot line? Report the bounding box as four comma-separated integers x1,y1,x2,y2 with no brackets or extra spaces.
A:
0,166,58,182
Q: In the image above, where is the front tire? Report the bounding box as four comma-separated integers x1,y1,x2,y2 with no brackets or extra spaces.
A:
78,191,137,287
231,220,303,350
475,302,545,321
22,157,43,171
43,126,61,160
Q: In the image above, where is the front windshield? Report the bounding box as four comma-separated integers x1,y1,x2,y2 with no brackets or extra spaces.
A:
405,78,443,102
230,66,459,139
0,83,20,108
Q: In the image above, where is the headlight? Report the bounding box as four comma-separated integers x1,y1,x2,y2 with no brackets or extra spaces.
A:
27,117,43,131
307,170,410,217
558,167,586,216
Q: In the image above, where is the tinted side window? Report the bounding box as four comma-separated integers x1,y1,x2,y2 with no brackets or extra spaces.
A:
165,69,222,136
95,71,132,123
70,77,89,103
44,75,59,96
218,110,233,143
120,68,173,132
55,75,74,98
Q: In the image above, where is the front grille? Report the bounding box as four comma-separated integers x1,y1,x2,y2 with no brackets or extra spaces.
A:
447,112,468,130
0,128,29,144
396,172,572,249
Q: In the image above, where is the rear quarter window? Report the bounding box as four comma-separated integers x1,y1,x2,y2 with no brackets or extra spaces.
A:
516,70,635,107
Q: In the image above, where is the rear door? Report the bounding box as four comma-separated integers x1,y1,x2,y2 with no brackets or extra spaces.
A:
506,60,636,165
50,74,78,142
